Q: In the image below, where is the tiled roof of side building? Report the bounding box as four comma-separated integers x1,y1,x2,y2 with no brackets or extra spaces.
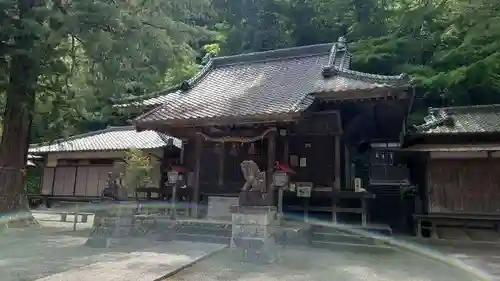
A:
414,104,500,134
29,126,181,154
133,37,409,124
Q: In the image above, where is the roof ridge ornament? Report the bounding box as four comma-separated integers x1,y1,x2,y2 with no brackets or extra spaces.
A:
322,36,350,77
337,36,347,51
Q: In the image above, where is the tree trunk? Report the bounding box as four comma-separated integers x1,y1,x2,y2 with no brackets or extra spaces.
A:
0,0,39,220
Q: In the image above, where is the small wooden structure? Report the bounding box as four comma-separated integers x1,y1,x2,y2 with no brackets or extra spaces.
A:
133,37,412,226
29,126,181,204
404,105,500,240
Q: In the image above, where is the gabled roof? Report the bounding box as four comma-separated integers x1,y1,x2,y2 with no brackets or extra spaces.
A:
414,104,500,135
29,126,181,154
133,37,409,125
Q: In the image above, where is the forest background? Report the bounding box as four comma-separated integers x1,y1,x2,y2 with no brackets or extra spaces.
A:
1,0,499,210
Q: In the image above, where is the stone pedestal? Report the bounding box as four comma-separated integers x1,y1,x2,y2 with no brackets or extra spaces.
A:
85,202,137,248
207,196,239,221
230,206,279,263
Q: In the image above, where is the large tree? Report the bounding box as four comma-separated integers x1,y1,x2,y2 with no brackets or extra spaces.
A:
0,0,213,214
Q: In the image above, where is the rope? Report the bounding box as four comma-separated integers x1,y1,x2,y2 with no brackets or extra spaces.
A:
196,127,277,143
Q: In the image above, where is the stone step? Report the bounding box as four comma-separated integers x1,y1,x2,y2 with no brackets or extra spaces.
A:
309,223,392,248
311,231,378,245
173,233,231,245
175,224,232,237
310,223,392,236
310,240,393,250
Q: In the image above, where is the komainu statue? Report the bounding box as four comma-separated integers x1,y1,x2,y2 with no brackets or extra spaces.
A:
240,160,266,193
239,160,274,206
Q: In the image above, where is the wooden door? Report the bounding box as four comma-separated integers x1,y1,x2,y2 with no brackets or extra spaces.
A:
52,167,76,196
41,167,55,195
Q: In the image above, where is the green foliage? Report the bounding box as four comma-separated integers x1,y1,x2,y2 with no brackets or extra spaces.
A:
26,167,41,195
2,0,500,144
123,149,153,193
0,0,217,143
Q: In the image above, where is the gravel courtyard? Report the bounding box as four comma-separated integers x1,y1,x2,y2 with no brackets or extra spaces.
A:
171,244,494,281
1,212,498,281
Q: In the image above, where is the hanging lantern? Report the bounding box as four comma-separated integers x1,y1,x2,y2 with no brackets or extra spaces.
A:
273,161,296,187
167,170,179,184
167,166,185,184
248,142,255,155
273,171,289,187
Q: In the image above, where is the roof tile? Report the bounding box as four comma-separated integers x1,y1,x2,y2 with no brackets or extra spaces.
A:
415,104,500,134
29,126,181,153
134,39,408,123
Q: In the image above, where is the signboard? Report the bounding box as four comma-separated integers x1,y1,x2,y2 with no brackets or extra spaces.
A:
296,182,313,197
354,178,362,192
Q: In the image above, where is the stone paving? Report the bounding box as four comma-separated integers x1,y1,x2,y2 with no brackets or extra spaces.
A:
172,244,495,281
2,212,499,281
0,214,225,281
430,243,500,280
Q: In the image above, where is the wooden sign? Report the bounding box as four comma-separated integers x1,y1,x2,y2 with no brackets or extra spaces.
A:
354,178,362,192
296,182,313,197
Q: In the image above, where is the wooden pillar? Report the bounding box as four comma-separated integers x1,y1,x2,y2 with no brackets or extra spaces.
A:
192,135,202,218
278,133,289,216
333,134,341,222
344,145,351,191
267,130,276,189
283,132,289,165
218,142,225,186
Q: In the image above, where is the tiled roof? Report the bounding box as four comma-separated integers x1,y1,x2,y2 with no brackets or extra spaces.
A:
134,37,409,124
415,104,500,134
29,126,181,154
113,90,175,109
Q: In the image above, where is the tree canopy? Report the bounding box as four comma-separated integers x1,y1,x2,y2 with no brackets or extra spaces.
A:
1,0,499,211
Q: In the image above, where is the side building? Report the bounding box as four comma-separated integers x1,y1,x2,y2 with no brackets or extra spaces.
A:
29,126,181,204
404,104,500,241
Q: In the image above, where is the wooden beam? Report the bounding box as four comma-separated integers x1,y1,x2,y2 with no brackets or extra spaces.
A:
267,131,277,190
344,144,350,190
192,135,202,217
218,142,225,186
333,134,341,222
283,134,289,165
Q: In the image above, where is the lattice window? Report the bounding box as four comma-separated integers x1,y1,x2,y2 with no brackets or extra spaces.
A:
371,151,395,166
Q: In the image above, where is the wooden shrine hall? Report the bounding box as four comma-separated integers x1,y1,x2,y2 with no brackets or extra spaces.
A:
133,37,412,226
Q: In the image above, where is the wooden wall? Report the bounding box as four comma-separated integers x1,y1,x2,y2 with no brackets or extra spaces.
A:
189,134,337,196
427,158,500,214
287,135,335,187
196,140,268,195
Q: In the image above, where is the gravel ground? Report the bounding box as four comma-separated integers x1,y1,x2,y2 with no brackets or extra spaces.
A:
171,244,494,281
0,213,225,281
2,212,497,281
0,229,224,281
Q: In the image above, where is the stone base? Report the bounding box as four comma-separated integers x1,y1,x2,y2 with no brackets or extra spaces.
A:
238,191,275,206
230,205,279,264
231,238,279,264
207,196,239,221
85,237,113,248
85,203,139,248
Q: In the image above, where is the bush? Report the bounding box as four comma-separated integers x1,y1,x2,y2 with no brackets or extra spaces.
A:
123,149,153,195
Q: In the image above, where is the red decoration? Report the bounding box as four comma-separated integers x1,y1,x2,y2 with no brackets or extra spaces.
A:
275,161,295,174
170,165,186,173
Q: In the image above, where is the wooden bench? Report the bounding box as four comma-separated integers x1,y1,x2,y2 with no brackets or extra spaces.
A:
32,210,93,223
414,213,500,239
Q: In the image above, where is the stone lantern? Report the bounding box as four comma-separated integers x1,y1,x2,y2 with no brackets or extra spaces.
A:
167,165,186,219
273,161,295,216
